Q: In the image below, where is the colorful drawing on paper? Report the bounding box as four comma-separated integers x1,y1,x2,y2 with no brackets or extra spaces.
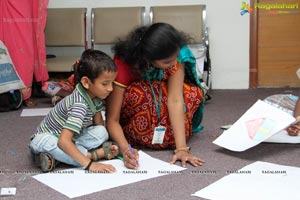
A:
245,118,276,141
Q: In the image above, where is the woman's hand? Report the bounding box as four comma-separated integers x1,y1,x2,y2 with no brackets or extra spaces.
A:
170,151,205,168
123,148,139,169
287,122,300,136
88,162,116,173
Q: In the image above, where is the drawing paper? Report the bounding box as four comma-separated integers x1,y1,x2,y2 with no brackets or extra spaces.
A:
213,100,295,151
192,161,300,200
21,108,52,116
33,151,186,198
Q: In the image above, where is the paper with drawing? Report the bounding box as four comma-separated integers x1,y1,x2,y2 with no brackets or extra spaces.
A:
213,100,295,151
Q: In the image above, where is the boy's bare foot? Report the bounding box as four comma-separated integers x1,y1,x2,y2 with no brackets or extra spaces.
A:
90,142,119,161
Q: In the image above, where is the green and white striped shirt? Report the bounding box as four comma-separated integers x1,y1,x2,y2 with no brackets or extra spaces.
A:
34,84,104,138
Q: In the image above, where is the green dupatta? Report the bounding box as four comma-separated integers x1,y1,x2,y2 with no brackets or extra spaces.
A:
144,45,205,133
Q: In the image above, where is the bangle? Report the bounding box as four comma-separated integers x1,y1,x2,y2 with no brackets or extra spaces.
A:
174,147,191,154
84,160,93,170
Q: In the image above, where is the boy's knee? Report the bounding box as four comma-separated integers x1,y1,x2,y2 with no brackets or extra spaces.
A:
87,125,109,142
30,133,58,153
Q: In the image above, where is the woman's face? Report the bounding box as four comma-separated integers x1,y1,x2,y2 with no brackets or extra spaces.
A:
151,48,180,70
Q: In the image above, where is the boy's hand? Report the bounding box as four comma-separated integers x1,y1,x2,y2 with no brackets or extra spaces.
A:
88,162,116,173
287,122,300,136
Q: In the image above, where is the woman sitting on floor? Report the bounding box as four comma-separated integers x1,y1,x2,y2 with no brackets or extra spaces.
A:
106,23,206,169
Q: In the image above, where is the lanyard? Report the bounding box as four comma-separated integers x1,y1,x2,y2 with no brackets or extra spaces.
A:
148,81,162,124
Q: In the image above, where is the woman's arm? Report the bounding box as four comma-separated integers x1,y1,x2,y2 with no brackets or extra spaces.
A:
106,85,128,151
106,85,139,169
167,63,186,149
167,63,205,167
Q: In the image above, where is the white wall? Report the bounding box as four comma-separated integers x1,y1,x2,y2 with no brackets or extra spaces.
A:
48,0,250,89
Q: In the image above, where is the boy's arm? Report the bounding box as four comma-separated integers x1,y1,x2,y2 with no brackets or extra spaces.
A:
286,98,300,136
58,128,116,172
294,99,300,120
58,128,92,167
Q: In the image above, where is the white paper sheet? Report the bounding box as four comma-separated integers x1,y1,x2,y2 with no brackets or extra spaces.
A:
264,129,300,143
192,161,300,200
213,100,295,151
33,151,185,198
21,108,52,116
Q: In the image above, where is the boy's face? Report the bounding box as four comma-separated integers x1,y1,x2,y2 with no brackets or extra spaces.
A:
86,71,117,99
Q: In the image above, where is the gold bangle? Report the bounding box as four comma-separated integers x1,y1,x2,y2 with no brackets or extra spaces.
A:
174,147,191,154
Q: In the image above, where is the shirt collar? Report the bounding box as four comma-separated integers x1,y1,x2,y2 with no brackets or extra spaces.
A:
76,83,103,114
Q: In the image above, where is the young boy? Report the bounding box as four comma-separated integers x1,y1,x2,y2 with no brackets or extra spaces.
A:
29,49,118,173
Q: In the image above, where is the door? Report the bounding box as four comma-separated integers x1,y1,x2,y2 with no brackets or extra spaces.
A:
250,0,300,87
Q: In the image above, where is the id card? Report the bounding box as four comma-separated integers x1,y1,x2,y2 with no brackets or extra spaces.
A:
152,125,166,144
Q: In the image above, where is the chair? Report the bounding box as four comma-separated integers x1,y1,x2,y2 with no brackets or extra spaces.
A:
45,8,87,72
91,7,146,57
149,5,211,89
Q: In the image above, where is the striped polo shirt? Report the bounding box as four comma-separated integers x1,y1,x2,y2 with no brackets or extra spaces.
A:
33,84,104,138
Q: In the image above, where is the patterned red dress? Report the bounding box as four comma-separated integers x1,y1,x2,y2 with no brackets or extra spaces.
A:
113,46,204,149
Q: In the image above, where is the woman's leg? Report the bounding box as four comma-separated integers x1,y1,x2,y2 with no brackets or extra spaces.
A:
120,80,202,149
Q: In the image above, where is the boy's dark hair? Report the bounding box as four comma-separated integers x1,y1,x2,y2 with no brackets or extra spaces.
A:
76,49,117,83
112,23,190,75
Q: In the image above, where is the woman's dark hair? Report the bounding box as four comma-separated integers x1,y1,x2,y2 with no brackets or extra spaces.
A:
75,49,117,83
112,23,189,74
